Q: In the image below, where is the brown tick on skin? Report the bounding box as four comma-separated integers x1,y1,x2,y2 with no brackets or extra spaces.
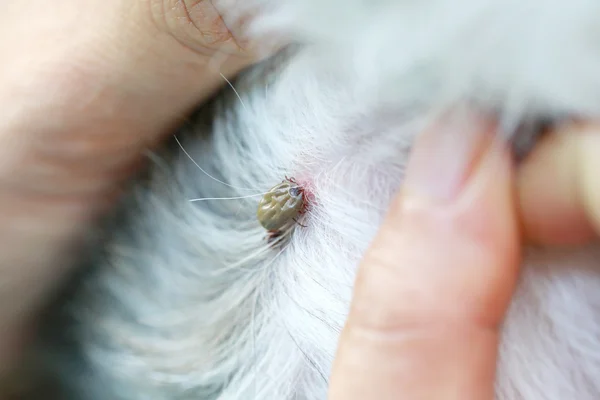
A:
257,176,308,242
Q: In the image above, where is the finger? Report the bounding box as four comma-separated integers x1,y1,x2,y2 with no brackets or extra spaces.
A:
329,111,521,400
518,122,600,246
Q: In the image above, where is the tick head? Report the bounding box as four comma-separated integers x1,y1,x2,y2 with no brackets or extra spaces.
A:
289,186,303,198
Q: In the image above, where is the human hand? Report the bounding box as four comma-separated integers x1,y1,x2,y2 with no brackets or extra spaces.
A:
0,0,265,373
328,110,525,399
329,112,600,399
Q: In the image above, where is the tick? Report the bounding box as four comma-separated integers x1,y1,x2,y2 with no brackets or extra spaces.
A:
257,176,308,239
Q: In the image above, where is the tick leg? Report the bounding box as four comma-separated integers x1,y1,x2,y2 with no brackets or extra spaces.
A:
298,202,309,215
266,230,284,245
293,218,308,228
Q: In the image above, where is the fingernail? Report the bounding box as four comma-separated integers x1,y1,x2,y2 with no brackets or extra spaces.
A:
403,109,495,202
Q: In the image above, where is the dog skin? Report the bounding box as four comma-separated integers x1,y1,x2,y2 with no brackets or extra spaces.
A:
15,0,600,398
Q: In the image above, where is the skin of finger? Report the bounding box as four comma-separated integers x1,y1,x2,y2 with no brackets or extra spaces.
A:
518,124,599,245
579,129,600,235
328,145,520,399
0,0,260,375
0,0,257,199
150,0,258,56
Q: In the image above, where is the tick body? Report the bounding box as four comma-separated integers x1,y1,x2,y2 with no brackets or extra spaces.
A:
257,177,306,232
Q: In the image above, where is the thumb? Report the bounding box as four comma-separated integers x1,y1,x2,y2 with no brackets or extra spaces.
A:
328,111,521,400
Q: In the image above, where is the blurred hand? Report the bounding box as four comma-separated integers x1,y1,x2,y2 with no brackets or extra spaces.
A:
0,0,265,373
518,122,600,246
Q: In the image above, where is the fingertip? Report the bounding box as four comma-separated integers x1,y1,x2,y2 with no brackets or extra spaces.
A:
518,124,598,246
576,125,600,237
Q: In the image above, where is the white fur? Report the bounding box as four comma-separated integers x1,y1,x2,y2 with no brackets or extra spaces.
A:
41,0,600,399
